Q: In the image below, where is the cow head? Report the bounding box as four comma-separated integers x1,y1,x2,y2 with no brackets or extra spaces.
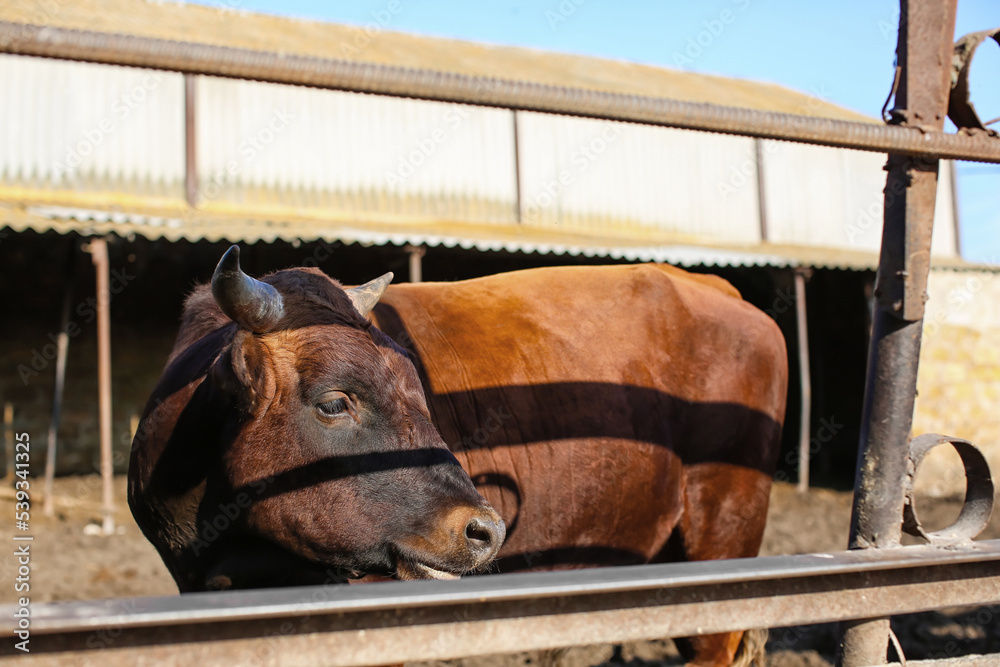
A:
143,246,504,590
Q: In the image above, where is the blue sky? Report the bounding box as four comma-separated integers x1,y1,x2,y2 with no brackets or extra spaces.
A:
187,0,1000,262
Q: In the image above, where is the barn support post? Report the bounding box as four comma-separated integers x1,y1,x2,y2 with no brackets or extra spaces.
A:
406,244,425,283
90,238,116,536
512,110,523,224
184,73,198,207
838,1,957,665
794,267,812,493
42,242,77,516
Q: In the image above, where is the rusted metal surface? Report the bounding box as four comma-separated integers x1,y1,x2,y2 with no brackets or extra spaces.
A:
794,268,812,493
903,435,995,545
89,238,115,536
406,244,425,283
841,1,960,665
948,28,1000,133
2,22,1000,163
880,658,1000,667
0,542,998,666
184,73,197,207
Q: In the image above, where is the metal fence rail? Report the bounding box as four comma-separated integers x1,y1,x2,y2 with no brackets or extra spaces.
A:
2,21,1000,164
2,541,999,666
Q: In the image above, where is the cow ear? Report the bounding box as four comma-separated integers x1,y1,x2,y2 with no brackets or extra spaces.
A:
210,330,275,414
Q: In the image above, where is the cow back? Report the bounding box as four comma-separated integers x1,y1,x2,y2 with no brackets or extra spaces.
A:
371,264,787,571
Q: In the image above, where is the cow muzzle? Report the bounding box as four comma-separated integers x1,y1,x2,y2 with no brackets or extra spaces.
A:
395,505,506,581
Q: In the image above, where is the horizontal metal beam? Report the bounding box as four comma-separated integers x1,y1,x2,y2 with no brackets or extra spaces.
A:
3,21,1000,163
881,658,1000,667
1,542,998,666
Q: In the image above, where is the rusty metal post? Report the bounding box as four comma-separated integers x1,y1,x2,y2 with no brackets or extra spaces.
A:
406,245,426,283
90,238,116,536
838,1,957,665
794,268,811,492
184,73,198,207
512,110,524,223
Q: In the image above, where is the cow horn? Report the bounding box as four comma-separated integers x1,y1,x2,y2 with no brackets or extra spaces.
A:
211,245,285,333
346,272,394,316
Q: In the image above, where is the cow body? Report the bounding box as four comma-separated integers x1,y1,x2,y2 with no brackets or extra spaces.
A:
131,253,786,667
371,263,787,665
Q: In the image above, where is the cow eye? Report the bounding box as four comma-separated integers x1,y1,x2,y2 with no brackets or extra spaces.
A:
317,395,350,418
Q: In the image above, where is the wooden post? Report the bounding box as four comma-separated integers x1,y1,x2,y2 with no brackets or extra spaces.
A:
91,238,116,535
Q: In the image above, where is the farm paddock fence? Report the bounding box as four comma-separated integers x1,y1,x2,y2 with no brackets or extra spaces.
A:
2,0,1000,665
1,542,1000,666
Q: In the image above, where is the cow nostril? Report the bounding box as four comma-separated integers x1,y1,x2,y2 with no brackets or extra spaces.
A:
465,518,492,546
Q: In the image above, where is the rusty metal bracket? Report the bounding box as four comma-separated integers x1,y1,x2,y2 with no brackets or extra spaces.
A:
948,28,1000,134
903,434,995,546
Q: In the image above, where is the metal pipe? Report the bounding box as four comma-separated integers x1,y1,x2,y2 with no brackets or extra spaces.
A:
184,73,198,207
42,242,76,516
754,138,769,242
794,268,811,493
90,238,115,536
950,160,963,258
512,110,523,223
2,542,998,665
839,1,958,664
3,21,1000,163
406,244,425,283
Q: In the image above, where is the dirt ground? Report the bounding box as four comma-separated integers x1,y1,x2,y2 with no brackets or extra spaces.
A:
1,476,997,666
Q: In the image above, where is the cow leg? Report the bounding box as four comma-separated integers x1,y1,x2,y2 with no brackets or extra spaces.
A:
675,631,744,667
660,463,775,666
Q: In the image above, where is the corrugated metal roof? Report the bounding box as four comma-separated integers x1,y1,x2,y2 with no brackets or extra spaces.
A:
193,75,518,223
0,0,877,124
0,3,967,268
0,53,961,264
2,198,985,272
0,55,185,195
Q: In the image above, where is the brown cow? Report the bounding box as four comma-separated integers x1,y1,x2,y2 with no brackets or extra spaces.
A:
131,250,785,667
128,246,505,592
371,263,787,667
